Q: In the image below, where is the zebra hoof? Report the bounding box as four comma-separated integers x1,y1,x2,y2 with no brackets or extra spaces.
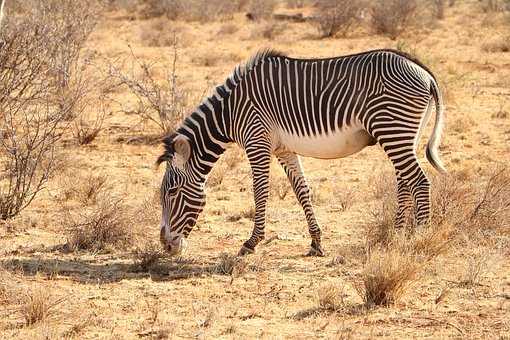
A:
306,246,325,257
238,245,255,256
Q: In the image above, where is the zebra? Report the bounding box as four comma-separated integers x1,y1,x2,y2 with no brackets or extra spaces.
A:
156,49,445,257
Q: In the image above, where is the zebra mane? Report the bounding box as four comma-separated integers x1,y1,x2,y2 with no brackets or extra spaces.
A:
156,132,178,167
236,48,286,78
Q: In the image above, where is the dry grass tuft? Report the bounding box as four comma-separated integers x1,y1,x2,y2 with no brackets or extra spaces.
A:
355,244,421,307
482,35,510,52
64,196,133,252
317,283,345,311
20,287,66,326
215,253,247,276
250,21,287,40
132,241,167,272
59,173,110,206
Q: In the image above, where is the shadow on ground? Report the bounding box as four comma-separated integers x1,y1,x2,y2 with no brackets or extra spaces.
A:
0,254,221,283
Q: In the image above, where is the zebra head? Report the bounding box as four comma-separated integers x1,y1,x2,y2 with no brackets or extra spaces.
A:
156,133,205,255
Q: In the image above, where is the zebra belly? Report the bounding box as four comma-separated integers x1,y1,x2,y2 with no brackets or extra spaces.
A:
277,125,375,159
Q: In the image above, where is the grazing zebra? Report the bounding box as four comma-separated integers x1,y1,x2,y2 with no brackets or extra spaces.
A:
156,49,445,257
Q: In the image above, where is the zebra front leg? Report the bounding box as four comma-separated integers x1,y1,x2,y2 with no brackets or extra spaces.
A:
238,145,272,256
277,152,324,256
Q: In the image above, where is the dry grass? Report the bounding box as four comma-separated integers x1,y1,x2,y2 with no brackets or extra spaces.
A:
215,253,247,276
20,287,66,327
481,35,510,52
356,244,421,306
250,21,287,40
1,1,510,338
58,173,110,205
317,283,345,311
132,241,166,272
64,196,133,252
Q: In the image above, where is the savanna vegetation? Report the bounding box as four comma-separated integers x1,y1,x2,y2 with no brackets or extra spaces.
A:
0,0,509,338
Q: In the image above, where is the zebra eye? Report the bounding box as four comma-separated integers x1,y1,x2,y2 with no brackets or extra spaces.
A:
167,187,179,196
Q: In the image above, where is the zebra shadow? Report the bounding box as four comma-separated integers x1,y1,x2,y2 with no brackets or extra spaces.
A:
0,253,223,283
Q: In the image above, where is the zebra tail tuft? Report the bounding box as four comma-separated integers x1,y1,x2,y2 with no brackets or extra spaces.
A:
426,79,447,174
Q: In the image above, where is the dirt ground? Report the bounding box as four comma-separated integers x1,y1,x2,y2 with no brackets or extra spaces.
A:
1,1,509,339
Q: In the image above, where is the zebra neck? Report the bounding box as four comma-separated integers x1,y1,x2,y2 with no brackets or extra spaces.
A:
177,94,232,179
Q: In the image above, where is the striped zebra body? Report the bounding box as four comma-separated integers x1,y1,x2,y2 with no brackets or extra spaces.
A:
157,49,445,256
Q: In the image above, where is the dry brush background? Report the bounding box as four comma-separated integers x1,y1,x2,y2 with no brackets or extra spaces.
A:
0,0,509,338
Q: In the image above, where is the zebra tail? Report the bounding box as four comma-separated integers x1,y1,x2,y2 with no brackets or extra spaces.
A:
426,79,447,174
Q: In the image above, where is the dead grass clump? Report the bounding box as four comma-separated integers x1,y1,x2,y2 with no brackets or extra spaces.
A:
142,0,242,21
480,0,510,12
247,0,276,21
20,287,66,326
132,242,166,272
317,283,345,311
370,0,419,39
218,23,239,36
286,0,308,8
58,173,109,205
250,21,287,40
356,245,421,306
64,196,132,252
226,206,255,222
191,54,220,67
312,0,364,38
215,253,247,276
139,18,178,47
482,35,510,52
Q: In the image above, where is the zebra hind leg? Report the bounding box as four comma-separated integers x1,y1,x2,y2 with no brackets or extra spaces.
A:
395,174,414,229
277,152,324,257
238,144,272,256
391,156,431,228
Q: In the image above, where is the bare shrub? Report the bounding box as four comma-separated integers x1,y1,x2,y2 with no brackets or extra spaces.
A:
64,196,132,252
468,168,510,233
72,105,107,145
105,42,188,134
0,3,97,220
247,0,276,21
370,0,419,39
312,0,365,38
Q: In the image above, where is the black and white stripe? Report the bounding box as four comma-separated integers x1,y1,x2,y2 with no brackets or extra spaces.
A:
157,49,445,256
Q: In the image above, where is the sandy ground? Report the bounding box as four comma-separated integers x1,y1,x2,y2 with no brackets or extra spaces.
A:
1,1,509,339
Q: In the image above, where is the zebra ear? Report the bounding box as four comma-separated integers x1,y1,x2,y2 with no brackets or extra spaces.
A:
173,135,191,168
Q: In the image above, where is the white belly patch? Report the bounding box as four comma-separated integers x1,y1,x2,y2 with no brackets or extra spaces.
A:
276,125,374,159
